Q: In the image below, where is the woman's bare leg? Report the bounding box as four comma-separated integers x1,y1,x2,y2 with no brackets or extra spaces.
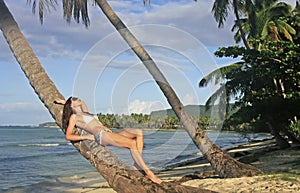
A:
117,129,144,170
117,129,144,155
101,131,162,184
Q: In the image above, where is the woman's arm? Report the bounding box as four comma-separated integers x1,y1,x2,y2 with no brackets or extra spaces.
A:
54,98,66,105
65,115,94,141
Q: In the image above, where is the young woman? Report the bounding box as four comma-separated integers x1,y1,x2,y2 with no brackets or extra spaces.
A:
55,97,162,184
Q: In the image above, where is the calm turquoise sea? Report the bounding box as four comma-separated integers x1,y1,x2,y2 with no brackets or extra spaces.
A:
0,126,271,192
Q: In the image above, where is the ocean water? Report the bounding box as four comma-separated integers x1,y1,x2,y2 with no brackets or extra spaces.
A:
0,126,271,191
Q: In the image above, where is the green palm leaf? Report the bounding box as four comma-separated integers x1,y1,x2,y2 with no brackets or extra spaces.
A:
27,0,57,24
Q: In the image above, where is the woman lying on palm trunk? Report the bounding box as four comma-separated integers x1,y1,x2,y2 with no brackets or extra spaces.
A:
55,97,162,184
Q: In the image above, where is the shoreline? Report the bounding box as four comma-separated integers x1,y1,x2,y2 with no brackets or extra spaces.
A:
64,139,300,193
5,139,300,193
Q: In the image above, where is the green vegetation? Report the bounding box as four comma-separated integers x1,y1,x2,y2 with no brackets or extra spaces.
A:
39,122,58,128
289,119,300,139
202,0,300,147
97,105,215,130
40,105,217,130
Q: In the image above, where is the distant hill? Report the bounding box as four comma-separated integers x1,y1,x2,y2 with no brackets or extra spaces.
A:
150,105,212,118
150,104,237,118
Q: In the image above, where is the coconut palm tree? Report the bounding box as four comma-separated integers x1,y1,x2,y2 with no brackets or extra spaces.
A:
62,0,264,178
233,0,296,49
212,0,251,49
1,1,262,191
1,1,212,192
212,0,296,49
258,0,295,42
200,0,298,148
92,0,262,178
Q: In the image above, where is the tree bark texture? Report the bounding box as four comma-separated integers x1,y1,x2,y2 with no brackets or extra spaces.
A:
266,122,290,149
95,0,262,178
0,1,215,192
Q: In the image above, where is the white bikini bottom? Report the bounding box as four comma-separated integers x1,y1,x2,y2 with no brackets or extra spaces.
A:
95,130,104,145
95,130,112,145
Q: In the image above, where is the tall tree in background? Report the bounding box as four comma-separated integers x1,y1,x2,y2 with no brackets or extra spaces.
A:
201,0,299,148
212,0,296,49
213,41,300,148
233,0,296,49
212,0,251,49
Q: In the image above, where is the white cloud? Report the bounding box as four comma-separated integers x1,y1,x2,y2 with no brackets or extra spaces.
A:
108,94,198,115
5,0,296,64
182,93,197,105
127,99,167,114
2,0,235,63
117,1,235,47
0,0,244,125
104,100,167,115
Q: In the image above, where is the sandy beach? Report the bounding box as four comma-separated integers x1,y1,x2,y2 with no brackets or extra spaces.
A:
59,139,300,193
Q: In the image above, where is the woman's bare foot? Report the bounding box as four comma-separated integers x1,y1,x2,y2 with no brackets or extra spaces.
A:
145,170,162,184
132,162,146,175
132,163,162,184
146,174,162,184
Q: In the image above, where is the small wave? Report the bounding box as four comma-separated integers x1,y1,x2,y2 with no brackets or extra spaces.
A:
0,150,78,162
18,143,60,147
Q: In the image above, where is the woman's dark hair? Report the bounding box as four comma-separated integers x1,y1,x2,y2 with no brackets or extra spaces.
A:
62,97,73,131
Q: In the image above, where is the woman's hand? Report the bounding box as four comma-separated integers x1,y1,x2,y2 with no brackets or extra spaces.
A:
54,98,66,105
84,134,95,141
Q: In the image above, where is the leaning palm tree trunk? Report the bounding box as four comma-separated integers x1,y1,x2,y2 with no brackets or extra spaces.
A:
95,0,261,178
0,0,212,192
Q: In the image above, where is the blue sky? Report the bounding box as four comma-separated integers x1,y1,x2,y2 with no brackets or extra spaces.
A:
0,0,296,126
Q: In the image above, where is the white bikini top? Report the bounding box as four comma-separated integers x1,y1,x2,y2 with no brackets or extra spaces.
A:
76,113,98,125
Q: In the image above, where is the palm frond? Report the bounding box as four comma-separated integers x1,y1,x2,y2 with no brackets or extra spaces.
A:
199,68,223,87
262,20,273,39
212,0,230,28
270,19,296,41
199,62,243,88
143,0,151,6
63,0,90,28
27,0,57,24
203,84,230,121
232,18,249,43
269,2,292,18
205,84,227,106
